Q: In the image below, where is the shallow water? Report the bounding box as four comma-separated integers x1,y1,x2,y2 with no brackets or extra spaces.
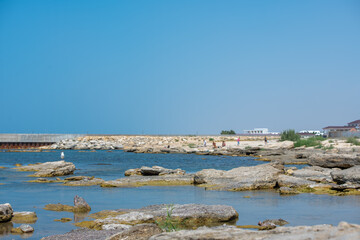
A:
0,151,359,239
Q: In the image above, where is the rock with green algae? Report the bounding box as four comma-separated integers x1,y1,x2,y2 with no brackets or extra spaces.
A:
12,211,37,224
54,218,72,222
44,195,91,213
101,175,194,188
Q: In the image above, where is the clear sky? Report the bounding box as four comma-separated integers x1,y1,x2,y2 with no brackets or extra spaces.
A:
1,0,359,134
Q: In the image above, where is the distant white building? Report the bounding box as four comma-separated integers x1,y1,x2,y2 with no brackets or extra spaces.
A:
299,130,321,135
244,128,279,135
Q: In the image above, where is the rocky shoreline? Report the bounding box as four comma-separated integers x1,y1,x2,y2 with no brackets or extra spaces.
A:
3,136,360,239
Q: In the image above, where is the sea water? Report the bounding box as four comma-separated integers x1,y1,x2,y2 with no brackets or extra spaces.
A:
0,150,359,239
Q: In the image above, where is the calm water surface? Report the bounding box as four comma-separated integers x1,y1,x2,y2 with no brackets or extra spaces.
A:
0,150,359,239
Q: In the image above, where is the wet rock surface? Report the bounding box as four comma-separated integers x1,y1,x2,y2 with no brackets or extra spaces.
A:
15,160,76,177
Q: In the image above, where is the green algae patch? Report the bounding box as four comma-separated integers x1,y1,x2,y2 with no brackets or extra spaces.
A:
101,180,193,188
10,227,23,234
89,210,127,219
0,166,7,169
44,204,90,213
12,212,38,224
73,220,102,230
27,179,64,183
54,217,72,222
295,187,360,196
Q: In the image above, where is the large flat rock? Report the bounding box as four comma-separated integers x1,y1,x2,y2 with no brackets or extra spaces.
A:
15,161,75,177
194,163,284,191
309,153,360,169
101,175,194,187
149,222,360,240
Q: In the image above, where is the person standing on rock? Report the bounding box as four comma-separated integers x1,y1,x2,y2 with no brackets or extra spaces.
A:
61,152,65,159
222,141,226,148
203,139,207,147
213,141,216,148
237,137,240,146
264,136,268,144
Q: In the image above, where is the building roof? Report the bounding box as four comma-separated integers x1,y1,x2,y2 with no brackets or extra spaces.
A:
323,126,353,130
348,119,360,125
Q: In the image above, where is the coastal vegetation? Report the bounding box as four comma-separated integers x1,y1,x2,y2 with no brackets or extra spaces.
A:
221,130,236,135
346,137,360,146
155,205,180,232
280,129,300,141
293,136,325,148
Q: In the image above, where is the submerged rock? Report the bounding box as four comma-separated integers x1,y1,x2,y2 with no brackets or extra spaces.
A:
12,211,37,224
0,203,13,222
15,161,76,177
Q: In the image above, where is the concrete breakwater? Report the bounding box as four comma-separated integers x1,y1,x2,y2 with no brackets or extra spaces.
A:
0,134,85,149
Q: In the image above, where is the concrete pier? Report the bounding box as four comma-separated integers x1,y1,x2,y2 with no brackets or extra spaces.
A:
0,134,84,149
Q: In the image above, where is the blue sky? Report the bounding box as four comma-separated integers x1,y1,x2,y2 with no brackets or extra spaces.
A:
1,0,359,134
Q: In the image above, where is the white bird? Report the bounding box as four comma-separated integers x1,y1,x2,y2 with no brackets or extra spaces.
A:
61,152,65,159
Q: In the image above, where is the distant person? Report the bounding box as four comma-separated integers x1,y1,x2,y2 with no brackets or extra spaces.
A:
264,136,268,144
61,152,65,159
203,139,207,147
237,137,240,146
222,141,226,147
213,141,217,148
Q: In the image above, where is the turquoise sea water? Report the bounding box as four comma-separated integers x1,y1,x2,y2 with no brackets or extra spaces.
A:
0,150,359,239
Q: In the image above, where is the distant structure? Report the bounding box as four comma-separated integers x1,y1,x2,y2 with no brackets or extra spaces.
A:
323,119,360,138
243,128,279,135
299,130,321,135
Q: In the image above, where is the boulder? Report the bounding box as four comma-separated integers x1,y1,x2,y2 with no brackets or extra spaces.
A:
15,161,76,177
292,166,334,183
0,203,13,222
19,224,34,233
194,163,283,191
149,222,360,240
74,195,91,212
277,175,317,188
331,166,360,184
309,153,360,169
